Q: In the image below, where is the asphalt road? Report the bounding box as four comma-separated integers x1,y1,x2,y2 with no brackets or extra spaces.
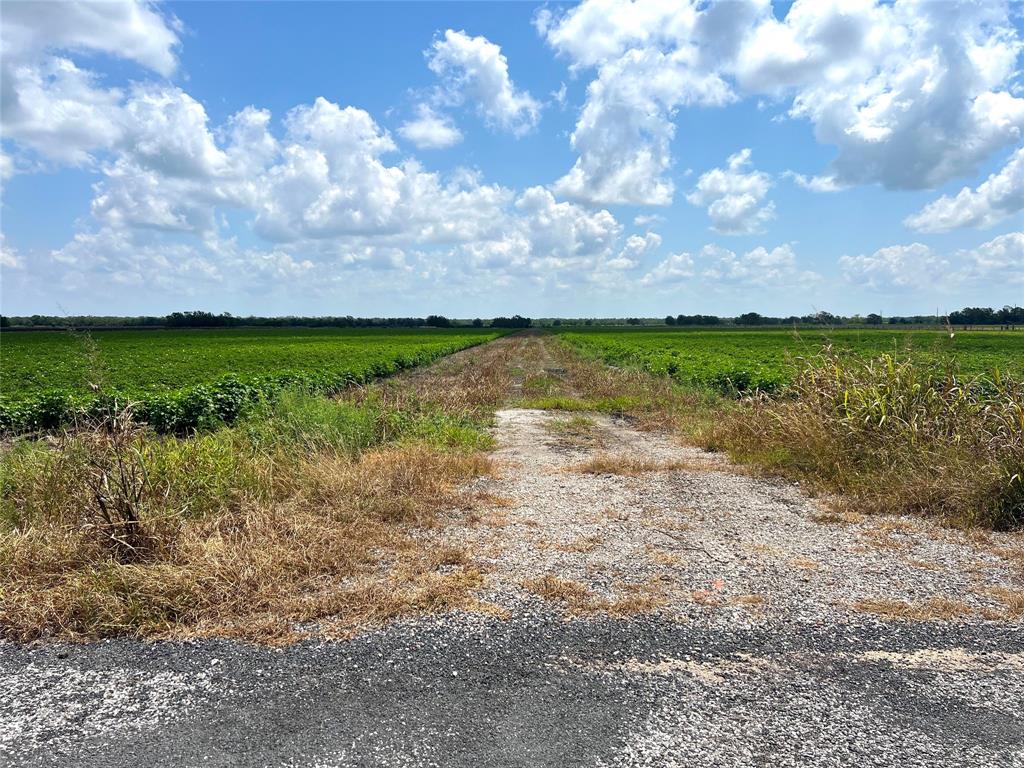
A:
3,611,1023,767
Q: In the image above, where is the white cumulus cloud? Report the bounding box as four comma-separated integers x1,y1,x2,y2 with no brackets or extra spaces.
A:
398,104,463,149
640,251,695,285
905,147,1024,232
642,241,819,289
539,0,1024,206
608,232,662,270
427,29,541,136
687,149,774,234
840,232,1023,290
0,0,181,166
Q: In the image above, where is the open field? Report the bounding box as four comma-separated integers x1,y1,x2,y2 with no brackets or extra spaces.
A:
2,331,1022,766
0,327,501,432
558,326,1024,393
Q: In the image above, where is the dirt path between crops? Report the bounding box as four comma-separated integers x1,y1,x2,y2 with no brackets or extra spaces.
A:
3,332,1024,767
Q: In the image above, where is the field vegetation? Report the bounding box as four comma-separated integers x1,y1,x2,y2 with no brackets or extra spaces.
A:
558,326,1023,394
0,327,500,433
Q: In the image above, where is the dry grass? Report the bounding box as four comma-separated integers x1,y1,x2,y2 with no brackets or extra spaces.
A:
538,334,1022,533
553,535,603,553
788,557,820,570
0,335,543,643
522,574,664,616
984,586,1024,618
731,593,766,606
523,574,597,610
811,510,865,526
570,452,714,476
0,441,491,642
648,548,684,567
853,597,976,621
705,351,1024,530
542,414,605,450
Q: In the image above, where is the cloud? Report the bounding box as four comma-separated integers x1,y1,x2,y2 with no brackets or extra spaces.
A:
1,56,126,165
734,0,1024,190
839,243,945,290
461,186,622,275
427,29,541,136
538,0,743,205
686,148,774,234
0,0,181,166
539,0,1024,206
641,241,820,288
398,104,463,149
784,171,845,193
955,231,1024,286
640,251,694,285
90,94,276,234
249,98,512,244
699,243,819,287
551,82,567,108
1,0,180,76
0,234,21,269
608,232,662,270
536,0,709,70
839,232,1023,290
633,213,664,227
548,44,733,206
19,79,625,295
904,147,1024,232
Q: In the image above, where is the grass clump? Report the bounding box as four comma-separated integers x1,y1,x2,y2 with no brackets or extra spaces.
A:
706,351,1024,529
0,384,495,642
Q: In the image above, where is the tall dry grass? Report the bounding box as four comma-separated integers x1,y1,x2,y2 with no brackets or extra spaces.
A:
705,350,1024,529
0,346,508,641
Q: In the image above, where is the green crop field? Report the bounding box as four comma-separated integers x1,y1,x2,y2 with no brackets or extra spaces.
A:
558,327,1024,393
0,327,501,432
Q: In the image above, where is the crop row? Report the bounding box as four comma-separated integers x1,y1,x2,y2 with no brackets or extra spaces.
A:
0,334,497,434
557,327,1024,394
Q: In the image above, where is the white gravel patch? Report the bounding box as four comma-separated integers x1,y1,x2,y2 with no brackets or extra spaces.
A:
447,408,1023,625
0,659,220,759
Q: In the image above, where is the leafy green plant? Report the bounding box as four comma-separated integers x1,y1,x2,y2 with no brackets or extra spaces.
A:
0,328,502,435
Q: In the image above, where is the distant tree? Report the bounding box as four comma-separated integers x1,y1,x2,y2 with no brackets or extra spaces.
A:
664,315,677,326
0,315,8,328
490,315,532,328
471,318,483,328
997,305,1024,324
626,317,641,325
865,313,883,325
584,319,593,326
676,314,721,326
425,314,451,327
553,318,562,327
737,312,763,326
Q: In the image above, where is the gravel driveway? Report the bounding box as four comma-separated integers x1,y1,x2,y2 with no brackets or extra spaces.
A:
2,400,1022,767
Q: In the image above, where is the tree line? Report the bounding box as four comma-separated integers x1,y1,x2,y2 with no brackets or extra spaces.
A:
1,307,1020,330
0,311,536,330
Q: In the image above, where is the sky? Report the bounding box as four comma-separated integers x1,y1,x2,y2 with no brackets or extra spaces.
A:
0,0,1022,319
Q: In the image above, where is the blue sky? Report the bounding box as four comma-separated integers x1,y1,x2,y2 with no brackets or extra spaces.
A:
1,0,1022,318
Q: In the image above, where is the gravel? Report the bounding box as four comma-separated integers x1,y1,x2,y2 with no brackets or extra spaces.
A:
446,408,1022,624
1,405,1021,766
